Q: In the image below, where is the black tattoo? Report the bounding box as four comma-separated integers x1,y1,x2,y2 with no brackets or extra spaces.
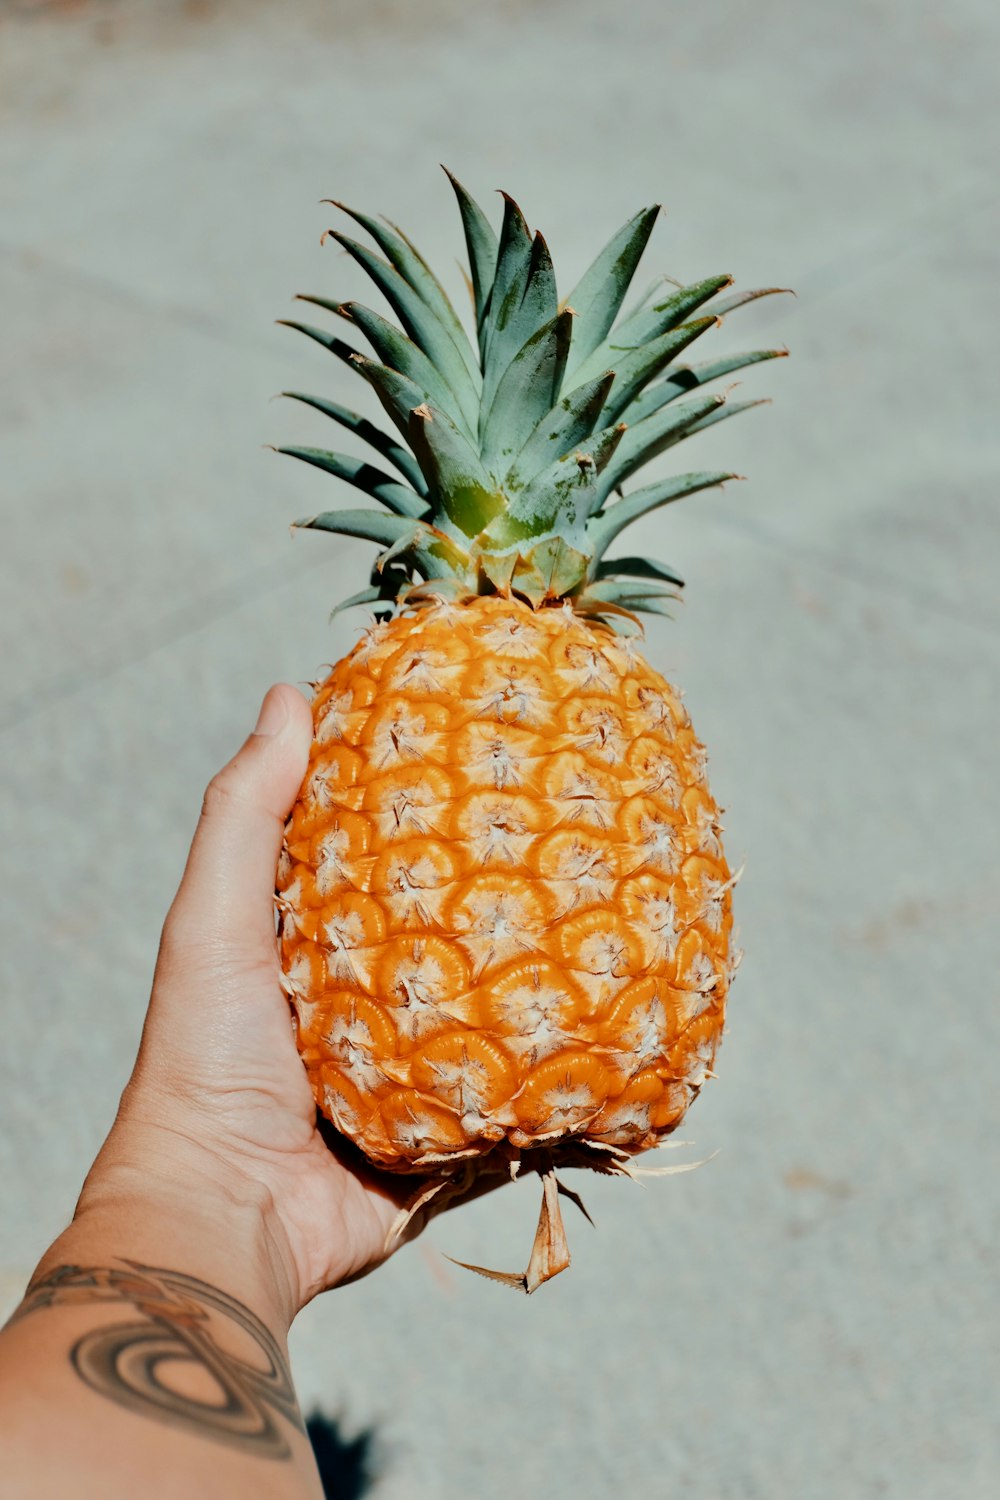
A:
9,1262,304,1460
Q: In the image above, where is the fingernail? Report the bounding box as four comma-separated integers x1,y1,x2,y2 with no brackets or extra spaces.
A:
253,688,288,737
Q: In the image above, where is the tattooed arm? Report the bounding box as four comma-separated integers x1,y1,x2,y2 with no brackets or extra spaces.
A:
0,688,440,1498
0,1178,320,1498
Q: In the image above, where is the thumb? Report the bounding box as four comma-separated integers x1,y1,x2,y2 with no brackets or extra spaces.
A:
164,683,313,960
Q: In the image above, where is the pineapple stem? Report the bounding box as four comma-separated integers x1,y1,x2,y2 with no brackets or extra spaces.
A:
524,1167,572,1293
444,1164,579,1294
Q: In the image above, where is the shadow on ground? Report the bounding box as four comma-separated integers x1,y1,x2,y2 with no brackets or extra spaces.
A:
306,1411,380,1499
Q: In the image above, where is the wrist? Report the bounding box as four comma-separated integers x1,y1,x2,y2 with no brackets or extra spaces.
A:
42,1132,300,1335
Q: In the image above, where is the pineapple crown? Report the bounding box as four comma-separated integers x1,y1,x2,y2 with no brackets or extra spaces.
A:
277,169,788,628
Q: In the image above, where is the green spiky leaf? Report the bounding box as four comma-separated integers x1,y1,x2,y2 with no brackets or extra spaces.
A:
588,470,739,556
295,508,463,580
294,294,351,320
344,301,476,436
522,442,610,527
480,308,573,471
513,233,560,347
277,177,783,616
407,404,503,537
330,583,392,616
577,588,678,622
601,317,718,424
295,507,416,546
277,319,362,369
495,446,601,543
350,355,439,445
682,397,770,441
625,347,787,424
710,285,793,318
480,223,559,429
329,232,479,418
505,370,615,491
583,578,680,605
444,169,499,344
593,555,685,588
595,391,726,501
564,205,660,375
280,391,428,494
483,194,533,336
325,199,480,383
574,274,731,387
276,446,429,518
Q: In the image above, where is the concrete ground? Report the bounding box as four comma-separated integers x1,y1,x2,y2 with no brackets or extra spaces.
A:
1,2,997,1496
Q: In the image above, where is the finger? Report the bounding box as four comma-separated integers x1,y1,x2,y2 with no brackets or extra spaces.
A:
164,683,312,959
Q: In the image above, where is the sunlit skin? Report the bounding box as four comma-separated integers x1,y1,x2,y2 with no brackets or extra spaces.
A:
278,595,735,1174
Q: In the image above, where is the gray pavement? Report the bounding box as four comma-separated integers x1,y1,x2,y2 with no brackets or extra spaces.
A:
1,2,997,1496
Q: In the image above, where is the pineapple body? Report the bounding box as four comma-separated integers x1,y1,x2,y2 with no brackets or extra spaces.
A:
273,175,783,1284
278,595,732,1174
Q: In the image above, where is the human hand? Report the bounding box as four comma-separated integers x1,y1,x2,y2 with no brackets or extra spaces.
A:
78,684,440,1318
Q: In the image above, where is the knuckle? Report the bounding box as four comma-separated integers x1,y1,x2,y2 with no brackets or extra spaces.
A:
200,767,245,820
157,910,277,986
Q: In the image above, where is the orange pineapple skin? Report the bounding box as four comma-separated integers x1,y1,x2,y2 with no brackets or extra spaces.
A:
278,595,734,1173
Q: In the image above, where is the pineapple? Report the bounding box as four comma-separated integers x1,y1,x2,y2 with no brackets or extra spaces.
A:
275,173,785,1290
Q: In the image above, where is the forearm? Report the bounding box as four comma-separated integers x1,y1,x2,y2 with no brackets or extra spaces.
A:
0,1173,322,1500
